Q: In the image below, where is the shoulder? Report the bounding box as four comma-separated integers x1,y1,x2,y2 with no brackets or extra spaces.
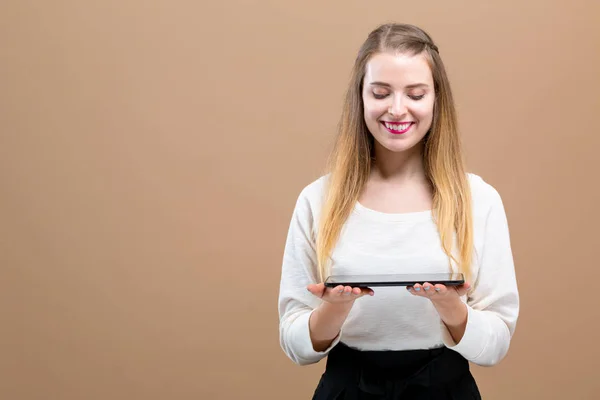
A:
298,174,329,202
295,174,329,210
467,172,505,213
291,174,329,220
468,173,506,225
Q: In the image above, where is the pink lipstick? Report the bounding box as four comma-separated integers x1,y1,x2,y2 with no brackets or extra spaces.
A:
381,121,414,135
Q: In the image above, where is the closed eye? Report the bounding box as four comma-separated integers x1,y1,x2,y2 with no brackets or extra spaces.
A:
373,93,425,100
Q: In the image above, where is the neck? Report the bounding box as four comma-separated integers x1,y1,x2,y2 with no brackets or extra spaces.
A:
371,141,427,184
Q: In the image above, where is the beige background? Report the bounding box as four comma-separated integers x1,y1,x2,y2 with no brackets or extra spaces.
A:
1,1,599,399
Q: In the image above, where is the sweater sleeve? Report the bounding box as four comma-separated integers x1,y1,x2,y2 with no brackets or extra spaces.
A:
277,186,341,365
441,187,520,366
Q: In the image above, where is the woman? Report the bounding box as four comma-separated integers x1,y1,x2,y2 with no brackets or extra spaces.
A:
278,23,519,399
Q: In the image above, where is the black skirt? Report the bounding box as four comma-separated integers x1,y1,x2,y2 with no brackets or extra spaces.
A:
312,342,481,400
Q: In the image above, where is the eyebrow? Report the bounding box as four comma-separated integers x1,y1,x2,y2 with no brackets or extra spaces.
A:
370,81,430,89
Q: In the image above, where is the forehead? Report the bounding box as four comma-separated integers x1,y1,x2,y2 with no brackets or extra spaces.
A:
363,52,433,88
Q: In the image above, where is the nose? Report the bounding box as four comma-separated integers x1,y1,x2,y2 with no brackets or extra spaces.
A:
388,94,407,118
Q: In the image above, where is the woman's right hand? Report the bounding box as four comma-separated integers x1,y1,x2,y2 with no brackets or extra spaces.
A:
307,283,373,351
307,282,374,304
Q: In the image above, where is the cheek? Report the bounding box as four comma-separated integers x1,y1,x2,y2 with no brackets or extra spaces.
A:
412,101,435,121
363,100,386,122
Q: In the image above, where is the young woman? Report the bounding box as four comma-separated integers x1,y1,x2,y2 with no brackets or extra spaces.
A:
278,23,519,399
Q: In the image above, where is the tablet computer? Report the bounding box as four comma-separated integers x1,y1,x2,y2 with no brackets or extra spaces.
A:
324,272,464,288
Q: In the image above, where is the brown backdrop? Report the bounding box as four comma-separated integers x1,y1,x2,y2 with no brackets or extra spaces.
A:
1,1,599,399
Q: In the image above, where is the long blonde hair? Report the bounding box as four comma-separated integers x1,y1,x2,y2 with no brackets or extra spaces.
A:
316,23,474,283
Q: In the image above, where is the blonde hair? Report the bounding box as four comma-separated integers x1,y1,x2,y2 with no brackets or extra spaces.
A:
316,23,474,283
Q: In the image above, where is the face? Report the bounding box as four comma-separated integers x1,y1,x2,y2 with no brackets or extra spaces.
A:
362,51,435,155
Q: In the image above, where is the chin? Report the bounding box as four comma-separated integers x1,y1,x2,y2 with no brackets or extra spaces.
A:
378,138,423,154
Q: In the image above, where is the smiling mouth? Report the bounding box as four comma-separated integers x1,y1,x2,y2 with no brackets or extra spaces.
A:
381,121,414,134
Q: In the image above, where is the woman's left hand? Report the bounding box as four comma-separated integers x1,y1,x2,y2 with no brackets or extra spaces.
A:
406,281,470,305
407,282,471,341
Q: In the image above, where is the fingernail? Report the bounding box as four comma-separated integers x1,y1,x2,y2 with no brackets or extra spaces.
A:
415,287,421,291
338,289,344,293
424,286,430,291
435,288,441,292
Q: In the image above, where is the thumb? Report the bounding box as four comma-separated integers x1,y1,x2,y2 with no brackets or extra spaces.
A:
307,283,325,298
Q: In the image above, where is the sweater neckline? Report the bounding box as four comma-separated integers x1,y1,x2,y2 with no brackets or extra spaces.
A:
353,201,434,222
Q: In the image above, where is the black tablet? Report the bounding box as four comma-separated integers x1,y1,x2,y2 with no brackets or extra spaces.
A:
324,272,465,288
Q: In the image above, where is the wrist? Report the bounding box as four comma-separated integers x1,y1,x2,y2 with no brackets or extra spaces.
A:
309,300,353,347
434,297,467,327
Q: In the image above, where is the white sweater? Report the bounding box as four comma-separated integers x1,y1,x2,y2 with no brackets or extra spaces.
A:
278,173,519,367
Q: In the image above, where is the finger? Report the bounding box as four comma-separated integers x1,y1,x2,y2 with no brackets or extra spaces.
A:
434,284,448,295
362,287,375,296
322,285,345,302
307,283,325,297
328,285,345,298
422,282,434,296
321,284,344,298
355,287,374,297
455,282,471,296
343,286,353,295
412,283,426,297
